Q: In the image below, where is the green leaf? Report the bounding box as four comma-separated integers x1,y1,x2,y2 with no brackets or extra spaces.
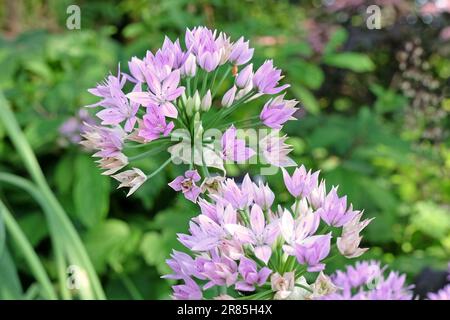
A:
54,154,75,195
17,213,48,248
370,84,407,114
288,60,324,89
73,154,110,228
323,52,375,72
0,212,4,258
291,85,320,115
411,202,450,239
142,206,197,274
83,219,133,273
323,28,348,55
24,118,62,151
0,248,23,299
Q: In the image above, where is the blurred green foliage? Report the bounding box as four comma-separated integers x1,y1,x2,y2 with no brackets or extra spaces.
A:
0,0,449,299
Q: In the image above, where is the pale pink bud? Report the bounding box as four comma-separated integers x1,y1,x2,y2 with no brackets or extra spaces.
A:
221,85,237,108
112,168,147,196
201,90,212,111
235,64,253,89
182,53,197,77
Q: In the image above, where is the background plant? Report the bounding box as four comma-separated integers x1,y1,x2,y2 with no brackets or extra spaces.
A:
0,0,448,299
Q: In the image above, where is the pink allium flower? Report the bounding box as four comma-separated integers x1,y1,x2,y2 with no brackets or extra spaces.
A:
163,250,206,280
59,109,96,145
316,187,357,227
221,126,255,163
214,177,253,210
87,67,127,104
80,123,125,158
250,180,275,210
292,233,332,272
165,168,374,300
221,85,237,107
260,131,296,167
229,37,254,66
111,168,147,196
138,104,175,142
281,165,319,198
236,257,272,291
127,69,184,118
260,95,298,129
172,277,203,300
427,285,450,300
337,211,373,258
225,204,279,264
322,261,414,300
169,170,202,203
95,82,141,132
280,207,320,249
235,64,253,89
82,26,294,195
202,254,238,289
253,60,290,94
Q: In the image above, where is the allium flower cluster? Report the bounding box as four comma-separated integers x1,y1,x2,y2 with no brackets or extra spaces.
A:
321,261,414,300
164,165,373,300
81,26,298,197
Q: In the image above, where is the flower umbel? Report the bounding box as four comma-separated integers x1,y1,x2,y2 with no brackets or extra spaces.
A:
164,166,374,300
80,26,296,196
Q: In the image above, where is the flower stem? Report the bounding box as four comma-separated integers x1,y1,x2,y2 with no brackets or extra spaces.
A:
186,77,192,97
147,157,173,179
120,273,144,300
212,66,231,99
0,93,105,299
236,289,273,300
0,200,57,300
128,142,172,162
201,72,209,96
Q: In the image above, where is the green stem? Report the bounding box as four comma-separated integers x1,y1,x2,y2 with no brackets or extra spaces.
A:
0,173,88,299
147,157,173,179
236,289,273,300
210,68,219,93
0,93,105,299
212,66,231,99
186,77,191,97
217,115,260,130
120,274,144,300
283,255,297,273
52,237,71,300
124,137,172,149
201,72,209,96
128,142,172,162
206,91,253,130
0,200,57,300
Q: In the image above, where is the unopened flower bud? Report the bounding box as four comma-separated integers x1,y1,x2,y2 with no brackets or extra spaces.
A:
229,37,254,66
201,90,212,112
182,53,197,77
221,85,237,108
235,64,253,88
193,90,201,112
112,168,147,197
97,153,128,175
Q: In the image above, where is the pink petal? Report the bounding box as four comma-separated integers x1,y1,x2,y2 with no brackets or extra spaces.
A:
254,245,272,265
160,102,178,118
250,204,265,236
